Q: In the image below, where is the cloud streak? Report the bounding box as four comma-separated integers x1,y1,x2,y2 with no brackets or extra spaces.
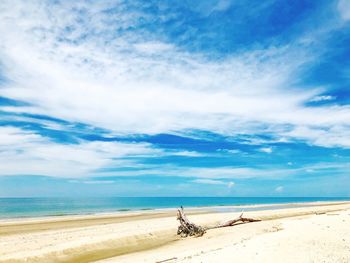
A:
0,126,160,177
0,0,349,145
0,0,349,195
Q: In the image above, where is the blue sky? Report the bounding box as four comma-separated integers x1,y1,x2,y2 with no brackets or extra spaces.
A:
0,0,350,197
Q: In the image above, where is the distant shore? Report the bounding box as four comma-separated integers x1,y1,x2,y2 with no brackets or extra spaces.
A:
0,201,349,262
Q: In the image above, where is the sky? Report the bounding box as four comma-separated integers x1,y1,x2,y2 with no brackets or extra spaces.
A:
0,0,350,197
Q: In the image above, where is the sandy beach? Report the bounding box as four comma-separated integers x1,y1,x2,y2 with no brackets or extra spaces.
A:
0,201,349,263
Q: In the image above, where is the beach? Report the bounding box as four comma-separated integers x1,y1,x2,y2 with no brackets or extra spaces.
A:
0,201,349,263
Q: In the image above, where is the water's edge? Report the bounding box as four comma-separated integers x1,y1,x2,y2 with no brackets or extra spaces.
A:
0,197,349,219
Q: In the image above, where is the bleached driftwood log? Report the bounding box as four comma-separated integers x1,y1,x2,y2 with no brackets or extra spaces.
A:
177,206,261,237
177,206,206,237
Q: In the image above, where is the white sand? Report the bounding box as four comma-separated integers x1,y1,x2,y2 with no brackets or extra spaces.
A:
0,202,349,263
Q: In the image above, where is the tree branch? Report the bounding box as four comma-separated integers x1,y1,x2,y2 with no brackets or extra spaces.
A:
177,207,261,237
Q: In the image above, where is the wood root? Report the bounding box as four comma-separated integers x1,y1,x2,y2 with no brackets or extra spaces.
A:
177,206,261,237
177,206,206,237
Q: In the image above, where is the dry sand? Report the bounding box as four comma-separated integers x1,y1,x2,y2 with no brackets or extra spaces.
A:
0,202,349,263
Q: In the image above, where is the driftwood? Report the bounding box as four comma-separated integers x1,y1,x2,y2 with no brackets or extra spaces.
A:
177,206,261,237
177,206,206,237
155,257,178,263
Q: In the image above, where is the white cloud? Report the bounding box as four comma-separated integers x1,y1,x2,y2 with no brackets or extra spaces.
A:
217,149,242,154
93,162,350,179
0,1,350,179
2,125,348,179
259,147,273,153
213,0,232,12
275,186,284,193
170,151,204,157
284,125,350,148
83,180,115,184
0,0,349,149
338,0,350,21
99,166,294,179
96,161,350,190
192,179,235,188
309,95,335,102
227,181,235,188
178,167,292,179
133,42,174,54
192,179,227,185
0,127,42,146
0,126,160,177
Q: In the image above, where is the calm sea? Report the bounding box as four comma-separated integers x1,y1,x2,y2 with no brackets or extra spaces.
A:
0,197,349,219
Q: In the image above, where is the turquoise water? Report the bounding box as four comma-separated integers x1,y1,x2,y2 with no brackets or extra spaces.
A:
0,197,349,219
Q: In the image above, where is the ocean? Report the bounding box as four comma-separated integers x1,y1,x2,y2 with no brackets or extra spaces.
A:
0,197,349,219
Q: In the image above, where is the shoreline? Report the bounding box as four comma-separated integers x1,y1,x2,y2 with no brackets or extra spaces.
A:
1,197,349,221
1,199,349,223
0,201,350,262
